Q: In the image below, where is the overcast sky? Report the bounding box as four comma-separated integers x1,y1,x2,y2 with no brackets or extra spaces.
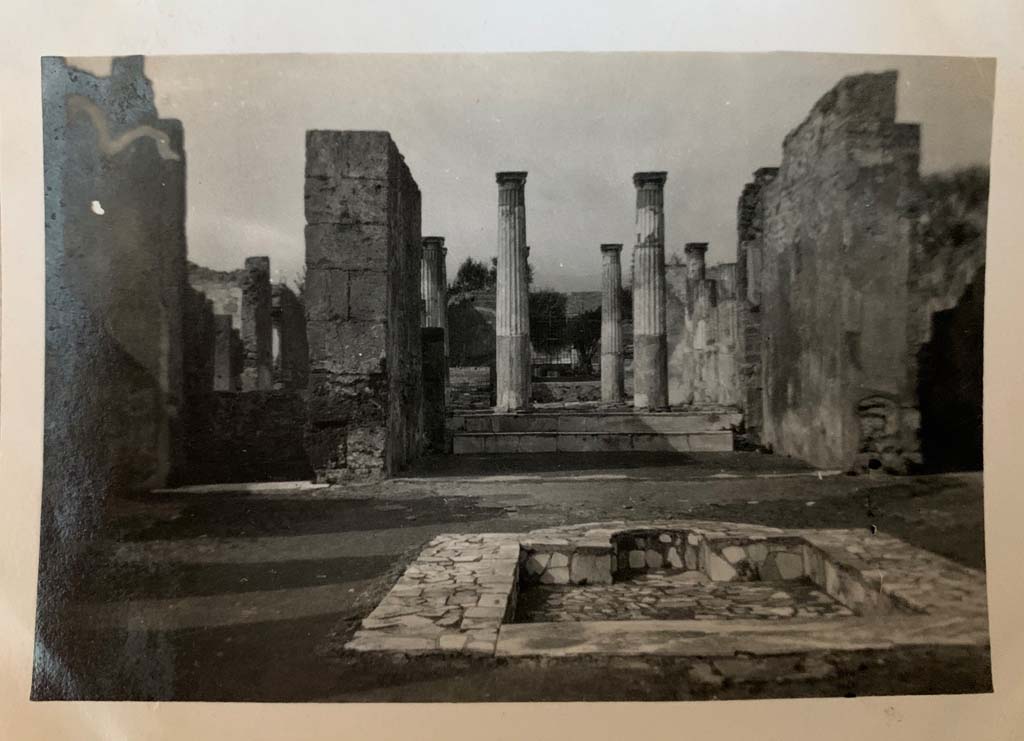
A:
79,52,995,291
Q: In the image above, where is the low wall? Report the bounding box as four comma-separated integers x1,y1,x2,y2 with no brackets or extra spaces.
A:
450,366,493,410
182,391,311,484
531,379,601,404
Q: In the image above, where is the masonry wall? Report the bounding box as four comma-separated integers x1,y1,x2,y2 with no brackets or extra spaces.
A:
181,391,312,483
735,167,778,440
665,263,739,407
38,55,187,695
272,283,309,390
754,71,925,471
304,130,424,480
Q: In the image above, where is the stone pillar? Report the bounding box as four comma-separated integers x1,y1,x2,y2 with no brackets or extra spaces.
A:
495,171,531,412
685,242,708,281
241,256,273,391
631,171,669,410
212,314,235,391
421,327,447,454
600,243,625,403
304,130,423,482
421,236,448,342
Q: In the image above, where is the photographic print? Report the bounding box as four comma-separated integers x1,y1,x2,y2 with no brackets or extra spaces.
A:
33,50,991,702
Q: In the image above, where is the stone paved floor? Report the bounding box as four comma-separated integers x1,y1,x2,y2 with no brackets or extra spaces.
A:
514,572,854,623
32,458,987,701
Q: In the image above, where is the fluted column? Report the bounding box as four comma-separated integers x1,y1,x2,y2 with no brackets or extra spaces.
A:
600,243,625,403
495,171,530,412
632,171,668,410
421,236,448,331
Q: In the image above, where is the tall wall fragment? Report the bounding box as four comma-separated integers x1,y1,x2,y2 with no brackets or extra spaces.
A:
304,130,424,480
742,71,986,472
38,55,187,695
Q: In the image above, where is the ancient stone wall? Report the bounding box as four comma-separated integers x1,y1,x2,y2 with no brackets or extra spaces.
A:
754,71,925,471
734,167,778,440
304,130,424,480
449,366,494,410
665,262,739,407
38,55,187,692
180,391,312,484
272,283,309,390
421,327,447,453
42,55,187,509
532,379,602,404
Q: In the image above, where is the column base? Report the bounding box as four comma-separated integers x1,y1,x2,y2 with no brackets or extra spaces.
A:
633,334,668,410
496,334,531,412
601,352,625,403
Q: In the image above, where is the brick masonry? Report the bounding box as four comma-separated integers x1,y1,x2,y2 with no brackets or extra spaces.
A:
304,131,424,480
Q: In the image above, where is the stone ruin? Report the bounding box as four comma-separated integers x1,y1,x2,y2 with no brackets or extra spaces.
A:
39,58,987,536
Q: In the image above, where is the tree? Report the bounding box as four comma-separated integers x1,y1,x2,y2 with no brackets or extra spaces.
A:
528,289,567,356
488,256,533,286
451,257,491,292
566,307,602,374
451,255,536,293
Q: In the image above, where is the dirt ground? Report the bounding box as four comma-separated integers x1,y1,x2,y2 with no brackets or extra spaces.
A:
32,452,989,702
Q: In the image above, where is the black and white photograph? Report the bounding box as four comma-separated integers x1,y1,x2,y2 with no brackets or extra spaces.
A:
27,47,994,705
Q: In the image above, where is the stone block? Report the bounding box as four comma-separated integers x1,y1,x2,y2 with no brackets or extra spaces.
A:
628,550,646,569
306,371,387,424
706,552,738,582
645,549,664,569
347,270,389,321
524,552,550,576
346,425,387,472
305,175,391,225
304,270,350,321
722,545,747,564
305,130,394,179
307,319,386,375
438,633,469,652
666,547,683,568
549,552,570,569
540,566,570,585
570,553,612,585
776,551,805,580
305,223,390,271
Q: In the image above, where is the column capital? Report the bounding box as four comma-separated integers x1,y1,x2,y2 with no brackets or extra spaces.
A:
496,171,528,186
423,235,446,249
600,243,623,253
684,241,709,255
633,171,668,188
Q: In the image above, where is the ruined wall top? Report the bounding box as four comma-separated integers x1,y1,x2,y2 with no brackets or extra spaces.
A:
43,56,183,156
781,70,899,152
737,168,780,243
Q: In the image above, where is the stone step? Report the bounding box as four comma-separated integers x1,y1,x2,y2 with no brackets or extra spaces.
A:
451,410,742,435
451,430,734,454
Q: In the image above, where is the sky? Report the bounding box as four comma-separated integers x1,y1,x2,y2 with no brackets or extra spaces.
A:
75,52,994,292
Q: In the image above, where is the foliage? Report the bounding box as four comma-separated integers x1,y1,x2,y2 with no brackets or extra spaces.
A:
451,256,535,293
919,166,989,254
529,289,568,355
566,307,602,374
451,257,492,293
